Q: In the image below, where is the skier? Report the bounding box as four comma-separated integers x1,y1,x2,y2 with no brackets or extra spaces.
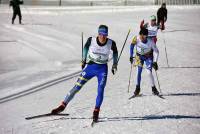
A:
157,3,167,30
140,15,160,44
129,28,159,97
9,0,23,24
51,25,118,123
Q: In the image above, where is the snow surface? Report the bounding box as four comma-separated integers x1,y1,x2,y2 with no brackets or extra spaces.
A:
0,5,200,134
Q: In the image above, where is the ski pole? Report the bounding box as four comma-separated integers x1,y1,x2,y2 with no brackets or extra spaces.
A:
155,70,162,94
117,29,131,64
162,31,169,67
81,32,83,61
127,63,133,93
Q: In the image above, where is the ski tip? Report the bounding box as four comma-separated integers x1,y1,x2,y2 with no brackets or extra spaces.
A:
128,96,136,100
91,121,98,127
158,95,165,99
128,96,134,100
129,94,142,100
25,113,69,120
25,113,52,120
91,121,95,127
25,117,31,120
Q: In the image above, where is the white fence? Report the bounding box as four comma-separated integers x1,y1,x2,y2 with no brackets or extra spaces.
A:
155,0,200,5
1,0,200,5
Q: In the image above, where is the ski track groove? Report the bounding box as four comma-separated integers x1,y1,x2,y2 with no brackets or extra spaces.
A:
0,71,81,104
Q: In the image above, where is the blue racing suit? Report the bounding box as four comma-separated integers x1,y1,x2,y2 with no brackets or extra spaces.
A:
64,37,118,109
130,36,159,87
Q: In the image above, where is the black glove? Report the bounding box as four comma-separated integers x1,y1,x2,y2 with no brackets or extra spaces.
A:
111,64,117,75
129,57,135,64
81,61,86,70
152,62,158,71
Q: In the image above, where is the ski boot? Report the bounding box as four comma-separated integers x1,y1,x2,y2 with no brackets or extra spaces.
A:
134,85,140,96
92,107,100,123
51,101,67,114
152,86,159,95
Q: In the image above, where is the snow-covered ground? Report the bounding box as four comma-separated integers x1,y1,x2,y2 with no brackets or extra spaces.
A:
0,5,200,134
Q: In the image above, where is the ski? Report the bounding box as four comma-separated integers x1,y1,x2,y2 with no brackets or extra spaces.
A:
91,121,99,127
91,121,95,127
129,94,143,100
25,113,69,120
129,94,165,100
155,94,165,99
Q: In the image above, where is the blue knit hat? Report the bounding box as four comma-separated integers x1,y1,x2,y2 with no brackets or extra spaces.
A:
98,25,108,36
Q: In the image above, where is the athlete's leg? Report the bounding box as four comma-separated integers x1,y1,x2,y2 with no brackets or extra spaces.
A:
161,20,165,30
145,57,155,87
152,37,157,44
51,64,96,114
136,66,143,86
95,65,108,109
136,56,144,87
157,18,161,26
133,56,144,95
63,65,95,104
93,64,108,122
18,9,22,24
145,58,159,95
12,9,17,24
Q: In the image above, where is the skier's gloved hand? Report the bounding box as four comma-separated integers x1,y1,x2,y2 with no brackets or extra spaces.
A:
152,62,158,71
81,60,86,70
130,57,135,64
111,64,117,75
140,20,144,29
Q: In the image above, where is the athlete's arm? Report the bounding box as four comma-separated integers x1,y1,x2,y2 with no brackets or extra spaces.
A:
130,36,137,58
83,37,92,62
111,41,118,65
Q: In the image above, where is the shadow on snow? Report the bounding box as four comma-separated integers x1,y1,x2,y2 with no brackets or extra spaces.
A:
42,114,200,123
163,92,200,97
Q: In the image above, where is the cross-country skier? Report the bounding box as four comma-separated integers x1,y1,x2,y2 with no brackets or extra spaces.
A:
157,3,167,30
129,28,159,96
51,25,118,123
9,0,23,24
140,15,160,44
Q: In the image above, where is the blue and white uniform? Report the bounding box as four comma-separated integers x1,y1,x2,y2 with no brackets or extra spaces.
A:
64,37,118,109
142,22,159,44
130,36,159,87
147,24,159,37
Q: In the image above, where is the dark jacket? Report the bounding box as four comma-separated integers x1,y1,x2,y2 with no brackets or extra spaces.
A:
157,7,167,21
10,0,23,10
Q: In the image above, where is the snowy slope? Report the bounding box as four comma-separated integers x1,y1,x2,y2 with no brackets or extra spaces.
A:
0,5,200,134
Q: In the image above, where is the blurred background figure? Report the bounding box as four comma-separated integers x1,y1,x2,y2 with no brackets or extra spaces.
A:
9,0,24,24
140,15,160,44
157,3,167,30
